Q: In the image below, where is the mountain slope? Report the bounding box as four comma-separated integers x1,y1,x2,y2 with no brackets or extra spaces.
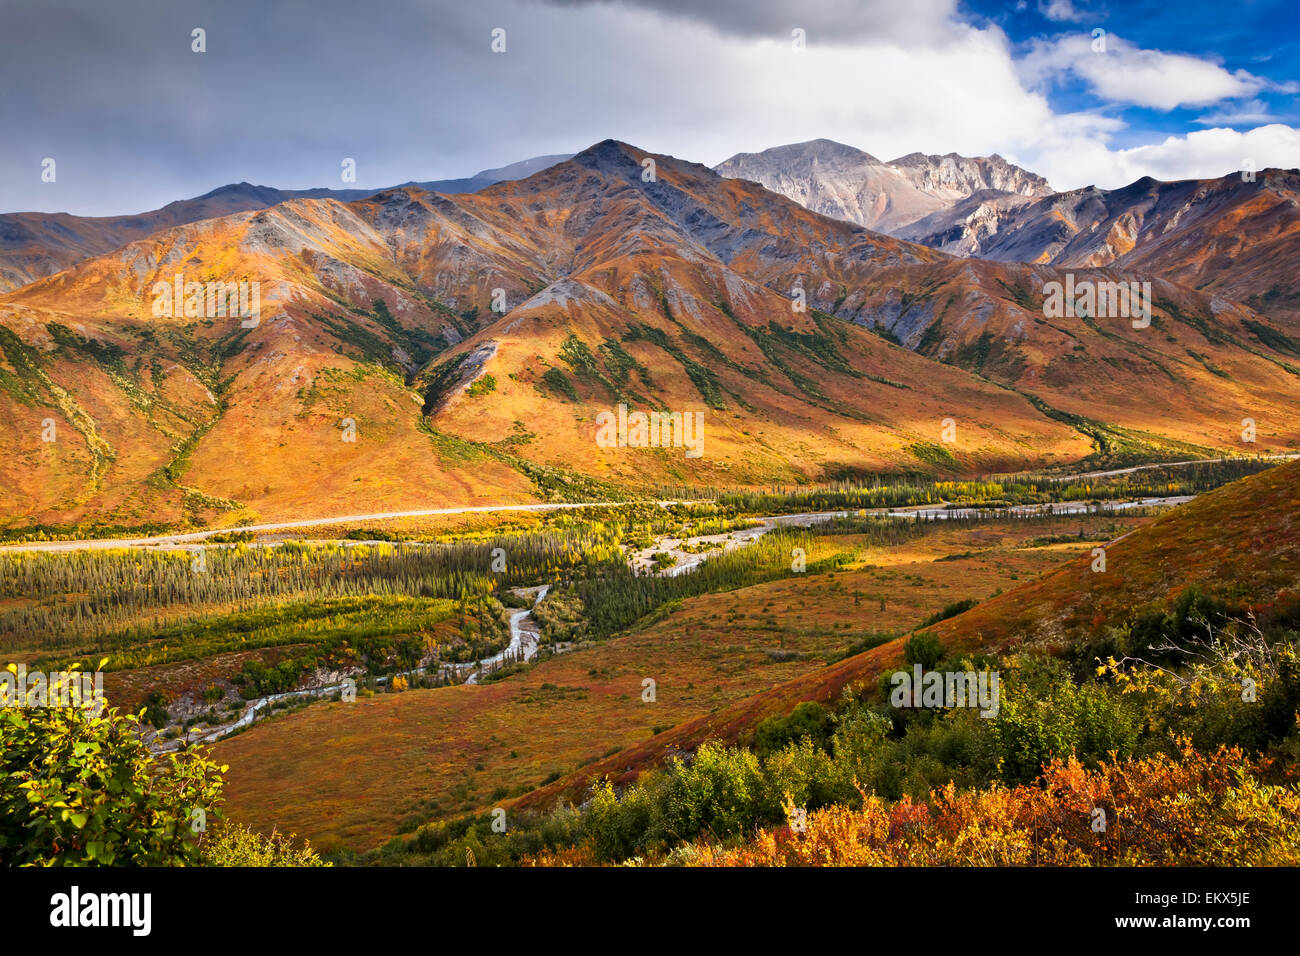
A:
0,144,1082,528
0,154,573,294
373,141,1300,468
3,140,1299,531
0,200,538,529
719,141,1300,339
400,141,1300,461
902,168,1300,331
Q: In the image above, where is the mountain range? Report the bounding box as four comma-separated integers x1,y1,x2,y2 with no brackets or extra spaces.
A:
900,169,1300,329
717,139,1300,330
715,138,1053,234
0,154,574,293
2,139,1298,533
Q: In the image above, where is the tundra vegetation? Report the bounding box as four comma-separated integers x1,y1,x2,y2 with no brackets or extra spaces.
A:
372,593,1300,867
3,459,1296,867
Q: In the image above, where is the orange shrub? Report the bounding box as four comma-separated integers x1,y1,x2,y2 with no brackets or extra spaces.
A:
674,744,1300,867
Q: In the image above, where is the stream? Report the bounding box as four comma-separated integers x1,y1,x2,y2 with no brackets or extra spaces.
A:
155,493,1192,751
155,586,552,752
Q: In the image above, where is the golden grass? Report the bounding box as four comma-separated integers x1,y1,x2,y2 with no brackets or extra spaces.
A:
212,514,1135,850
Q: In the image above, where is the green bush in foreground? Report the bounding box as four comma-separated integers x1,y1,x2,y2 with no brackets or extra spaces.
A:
1,672,224,865
1,666,322,866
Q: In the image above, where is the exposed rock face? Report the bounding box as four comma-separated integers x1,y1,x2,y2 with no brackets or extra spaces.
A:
901,168,1300,327
715,139,1051,235
889,151,1053,200
897,190,1047,259
723,141,1300,330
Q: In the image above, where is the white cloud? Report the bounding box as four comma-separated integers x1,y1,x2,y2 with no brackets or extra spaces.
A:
1020,33,1267,110
579,12,1295,193
1038,0,1086,23
1108,125,1300,181
697,25,1066,165
1194,99,1283,126
552,8,1294,193
0,0,1292,214
1021,123,1300,189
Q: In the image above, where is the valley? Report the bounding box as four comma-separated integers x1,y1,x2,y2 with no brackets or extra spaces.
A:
195,455,1298,859
4,129,1298,873
1,453,1283,856
209,503,1155,851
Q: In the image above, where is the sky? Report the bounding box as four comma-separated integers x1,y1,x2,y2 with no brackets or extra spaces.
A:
1,0,1297,216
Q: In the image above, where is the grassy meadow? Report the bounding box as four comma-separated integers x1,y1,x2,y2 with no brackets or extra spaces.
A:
5,458,1297,867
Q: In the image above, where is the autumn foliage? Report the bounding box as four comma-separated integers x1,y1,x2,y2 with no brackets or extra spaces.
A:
665,744,1300,867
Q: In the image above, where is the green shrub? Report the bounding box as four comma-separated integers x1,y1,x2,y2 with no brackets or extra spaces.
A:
141,689,171,728
753,701,834,757
1126,588,1237,666
656,742,776,842
904,632,944,670
541,367,578,401
918,598,978,629
202,825,329,866
764,737,847,811
989,669,1140,784
0,681,224,865
587,779,655,861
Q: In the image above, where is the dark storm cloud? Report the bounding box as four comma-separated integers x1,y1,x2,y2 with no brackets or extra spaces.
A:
0,0,621,215
3,0,1291,216
535,0,962,44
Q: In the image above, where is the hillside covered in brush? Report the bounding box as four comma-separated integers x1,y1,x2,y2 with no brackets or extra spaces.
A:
511,457,1300,810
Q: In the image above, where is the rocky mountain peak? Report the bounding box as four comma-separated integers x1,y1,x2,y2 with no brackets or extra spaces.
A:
715,139,1051,234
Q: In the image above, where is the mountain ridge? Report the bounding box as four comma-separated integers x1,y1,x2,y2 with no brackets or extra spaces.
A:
0,154,573,294
3,139,1298,532
715,138,1052,234
906,167,1300,330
